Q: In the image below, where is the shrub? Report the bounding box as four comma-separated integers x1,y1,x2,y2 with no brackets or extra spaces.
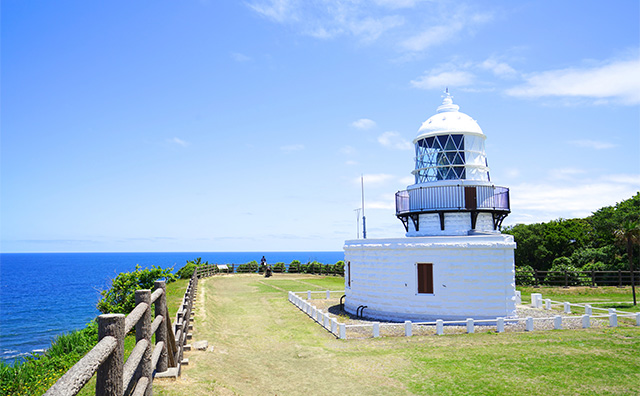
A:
335,261,345,276
176,262,197,279
305,261,322,274
97,265,176,314
176,257,210,279
288,260,300,273
272,262,285,273
515,265,536,286
543,257,589,286
237,260,258,273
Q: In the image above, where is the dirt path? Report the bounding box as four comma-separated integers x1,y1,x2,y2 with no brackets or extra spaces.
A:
154,275,409,396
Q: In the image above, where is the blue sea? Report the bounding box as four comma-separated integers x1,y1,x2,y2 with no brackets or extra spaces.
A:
0,251,343,364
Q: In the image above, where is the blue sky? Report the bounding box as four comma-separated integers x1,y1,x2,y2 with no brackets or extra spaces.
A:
1,0,638,253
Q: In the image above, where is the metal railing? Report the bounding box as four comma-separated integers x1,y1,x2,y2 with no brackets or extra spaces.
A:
396,184,510,214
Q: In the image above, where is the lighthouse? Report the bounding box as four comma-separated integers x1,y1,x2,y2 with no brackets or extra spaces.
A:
344,91,517,322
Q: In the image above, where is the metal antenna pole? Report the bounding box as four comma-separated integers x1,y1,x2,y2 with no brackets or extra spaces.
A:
354,208,361,239
361,174,367,239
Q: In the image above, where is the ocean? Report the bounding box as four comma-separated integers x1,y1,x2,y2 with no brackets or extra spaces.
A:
0,251,343,364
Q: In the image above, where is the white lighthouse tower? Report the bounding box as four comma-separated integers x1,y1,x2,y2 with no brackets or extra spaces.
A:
344,91,517,322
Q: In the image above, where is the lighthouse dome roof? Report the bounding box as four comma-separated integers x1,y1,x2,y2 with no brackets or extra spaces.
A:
414,91,483,142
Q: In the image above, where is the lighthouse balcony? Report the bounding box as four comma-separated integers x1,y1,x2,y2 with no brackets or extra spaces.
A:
395,184,510,232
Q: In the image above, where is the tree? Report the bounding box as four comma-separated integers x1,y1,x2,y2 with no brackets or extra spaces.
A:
614,221,639,305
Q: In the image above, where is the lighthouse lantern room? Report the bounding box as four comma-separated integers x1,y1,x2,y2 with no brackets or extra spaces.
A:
396,90,510,237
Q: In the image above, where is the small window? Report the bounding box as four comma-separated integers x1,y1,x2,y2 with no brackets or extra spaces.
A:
347,261,351,288
417,263,433,294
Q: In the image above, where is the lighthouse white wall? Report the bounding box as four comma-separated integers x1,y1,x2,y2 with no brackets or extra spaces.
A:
405,212,496,237
344,235,517,322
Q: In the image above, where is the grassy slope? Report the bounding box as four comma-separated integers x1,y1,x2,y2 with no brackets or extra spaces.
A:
155,275,640,396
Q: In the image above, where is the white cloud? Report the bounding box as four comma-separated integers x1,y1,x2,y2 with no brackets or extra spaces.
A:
399,175,414,185
410,56,518,90
351,118,377,130
410,70,475,90
247,0,404,42
547,168,587,181
340,145,357,155
231,52,252,62
505,168,520,179
480,58,517,77
357,173,395,186
169,137,189,147
366,198,396,210
401,23,463,52
348,15,404,43
247,1,493,48
247,0,296,23
374,0,423,8
505,174,640,225
377,131,412,150
400,10,493,52
505,57,640,105
280,144,304,152
569,140,617,150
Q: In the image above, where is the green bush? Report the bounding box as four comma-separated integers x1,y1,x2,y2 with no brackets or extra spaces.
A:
543,258,589,286
97,265,176,314
272,262,285,273
335,261,345,276
305,261,323,274
287,260,300,273
176,257,210,279
237,260,258,273
515,265,536,286
176,262,197,279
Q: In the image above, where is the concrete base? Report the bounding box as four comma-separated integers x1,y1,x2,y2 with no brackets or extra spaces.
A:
155,366,180,379
344,235,517,322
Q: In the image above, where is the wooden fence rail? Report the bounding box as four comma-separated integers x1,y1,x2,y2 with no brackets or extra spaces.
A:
522,269,640,288
45,272,201,396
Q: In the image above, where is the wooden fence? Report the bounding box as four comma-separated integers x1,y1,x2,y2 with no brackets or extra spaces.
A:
45,271,201,396
195,262,345,276
521,269,640,288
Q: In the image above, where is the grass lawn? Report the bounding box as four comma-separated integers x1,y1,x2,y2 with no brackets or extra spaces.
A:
517,286,639,312
154,274,640,396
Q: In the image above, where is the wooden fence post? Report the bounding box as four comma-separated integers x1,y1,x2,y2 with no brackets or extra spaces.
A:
134,290,152,396
564,270,569,288
534,269,539,288
618,269,623,288
96,314,125,396
154,281,168,373
176,310,184,364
